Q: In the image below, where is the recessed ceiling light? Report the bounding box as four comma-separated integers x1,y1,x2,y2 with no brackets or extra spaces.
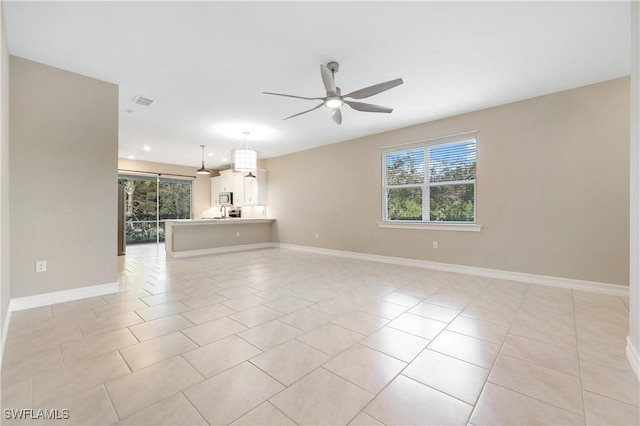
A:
127,155,135,159
208,152,214,157
143,146,151,151
221,158,227,162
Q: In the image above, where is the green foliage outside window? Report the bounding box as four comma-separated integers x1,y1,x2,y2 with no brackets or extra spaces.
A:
388,188,422,220
118,177,192,243
384,140,476,223
430,184,474,222
386,152,424,185
159,181,191,220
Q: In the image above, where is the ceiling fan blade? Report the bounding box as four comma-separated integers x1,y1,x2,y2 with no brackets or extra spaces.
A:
283,103,324,120
320,64,337,96
345,100,393,113
332,108,342,125
344,78,404,100
263,92,324,101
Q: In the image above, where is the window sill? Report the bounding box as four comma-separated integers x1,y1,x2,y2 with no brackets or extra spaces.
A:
378,222,482,232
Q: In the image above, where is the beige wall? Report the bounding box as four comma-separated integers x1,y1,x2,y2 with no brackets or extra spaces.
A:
629,1,639,373
10,56,118,298
266,78,630,286
117,158,213,219
0,2,9,358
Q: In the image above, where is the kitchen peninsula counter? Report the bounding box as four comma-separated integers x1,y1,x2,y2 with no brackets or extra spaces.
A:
165,218,276,257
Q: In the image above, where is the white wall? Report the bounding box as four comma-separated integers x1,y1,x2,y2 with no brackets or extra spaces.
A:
628,0,639,379
9,57,118,298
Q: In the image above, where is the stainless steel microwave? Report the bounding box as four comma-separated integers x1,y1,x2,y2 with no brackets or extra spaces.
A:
219,192,233,205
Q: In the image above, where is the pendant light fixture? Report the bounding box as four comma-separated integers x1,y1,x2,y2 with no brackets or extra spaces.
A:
196,144,210,175
232,131,257,173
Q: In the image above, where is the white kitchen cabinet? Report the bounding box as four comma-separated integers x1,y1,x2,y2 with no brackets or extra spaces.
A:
244,170,267,205
213,169,267,207
232,172,245,207
219,169,233,192
210,176,221,206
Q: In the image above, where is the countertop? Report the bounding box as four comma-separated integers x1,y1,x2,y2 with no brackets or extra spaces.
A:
165,218,275,226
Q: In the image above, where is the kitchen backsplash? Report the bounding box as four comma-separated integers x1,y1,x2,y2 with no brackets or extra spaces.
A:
240,205,267,219
201,205,267,219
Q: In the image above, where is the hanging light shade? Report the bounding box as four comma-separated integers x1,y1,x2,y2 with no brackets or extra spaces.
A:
232,131,257,172
196,144,210,175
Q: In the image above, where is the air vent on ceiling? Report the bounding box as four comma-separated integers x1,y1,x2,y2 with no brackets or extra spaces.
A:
131,96,155,107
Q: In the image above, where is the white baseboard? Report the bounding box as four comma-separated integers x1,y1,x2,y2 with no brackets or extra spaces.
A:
278,244,629,297
8,282,119,313
169,242,277,258
627,336,640,381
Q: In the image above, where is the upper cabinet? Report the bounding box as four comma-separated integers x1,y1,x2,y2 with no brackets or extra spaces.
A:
232,172,245,207
210,169,267,207
219,169,234,192
210,176,221,206
244,170,266,206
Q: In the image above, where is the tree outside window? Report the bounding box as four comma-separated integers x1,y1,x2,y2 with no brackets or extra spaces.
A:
383,138,476,223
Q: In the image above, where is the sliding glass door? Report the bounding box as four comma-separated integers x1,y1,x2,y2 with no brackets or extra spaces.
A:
118,173,193,245
158,177,192,242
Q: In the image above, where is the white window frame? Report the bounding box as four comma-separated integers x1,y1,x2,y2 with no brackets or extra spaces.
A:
379,133,482,232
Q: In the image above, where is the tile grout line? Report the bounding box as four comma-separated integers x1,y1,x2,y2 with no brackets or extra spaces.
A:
99,383,120,423
177,391,209,425
580,388,640,409
571,288,589,422
466,279,530,423
488,382,588,419
264,400,300,426
102,378,123,421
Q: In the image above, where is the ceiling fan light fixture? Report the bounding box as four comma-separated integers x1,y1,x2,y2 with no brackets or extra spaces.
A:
196,144,210,175
324,97,344,108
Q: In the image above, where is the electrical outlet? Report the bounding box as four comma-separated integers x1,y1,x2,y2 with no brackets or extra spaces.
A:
315,233,319,239
236,231,240,238
35,260,47,273
432,241,439,249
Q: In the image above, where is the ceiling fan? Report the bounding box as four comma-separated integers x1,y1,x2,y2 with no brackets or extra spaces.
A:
263,61,403,125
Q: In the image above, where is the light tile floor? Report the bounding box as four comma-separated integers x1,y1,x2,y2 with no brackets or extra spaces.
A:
1,245,638,425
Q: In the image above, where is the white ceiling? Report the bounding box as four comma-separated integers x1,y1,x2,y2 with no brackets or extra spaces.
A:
3,1,631,170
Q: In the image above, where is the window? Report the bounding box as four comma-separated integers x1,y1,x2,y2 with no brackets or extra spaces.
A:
382,137,477,225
